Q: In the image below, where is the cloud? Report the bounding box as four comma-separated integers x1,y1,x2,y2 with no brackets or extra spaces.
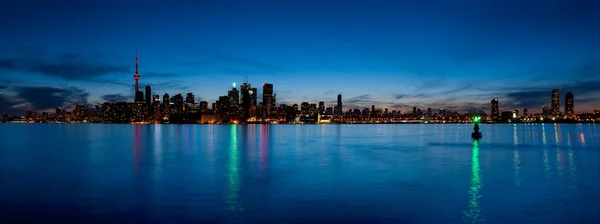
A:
0,55,127,80
393,94,407,99
13,86,89,111
500,80,600,112
101,94,130,103
0,94,19,115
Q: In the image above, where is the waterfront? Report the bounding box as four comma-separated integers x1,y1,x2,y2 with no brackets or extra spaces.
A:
0,124,599,223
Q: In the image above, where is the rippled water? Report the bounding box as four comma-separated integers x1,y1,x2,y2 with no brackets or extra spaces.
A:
0,124,599,223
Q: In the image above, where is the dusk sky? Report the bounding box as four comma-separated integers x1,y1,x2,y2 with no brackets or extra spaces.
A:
1,0,599,115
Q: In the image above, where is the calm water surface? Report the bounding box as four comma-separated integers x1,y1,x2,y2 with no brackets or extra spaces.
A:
0,124,599,223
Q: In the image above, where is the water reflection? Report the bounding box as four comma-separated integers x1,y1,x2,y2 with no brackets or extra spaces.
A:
225,125,243,221
259,125,269,174
464,140,483,223
133,125,141,175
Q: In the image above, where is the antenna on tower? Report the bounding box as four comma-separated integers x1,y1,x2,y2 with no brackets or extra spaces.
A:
135,50,139,74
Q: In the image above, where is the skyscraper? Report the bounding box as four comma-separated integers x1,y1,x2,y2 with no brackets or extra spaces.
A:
491,98,499,121
163,93,170,105
240,82,251,120
145,85,152,114
250,88,258,106
523,108,528,117
271,94,277,116
337,94,342,117
543,106,549,117
186,92,195,104
565,92,574,117
318,101,325,114
551,89,559,115
262,83,273,118
153,95,160,103
228,83,240,119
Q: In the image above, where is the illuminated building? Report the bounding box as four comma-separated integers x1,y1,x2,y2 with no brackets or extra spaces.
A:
551,89,559,115
262,83,273,118
153,95,160,103
186,92,195,104
199,101,208,112
228,83,240,120
173,94,184,114
74,105,84,121
241,82,251,121
318,101,325,114
325,107,333,115
491,98,499,121
163,93,170,105
250,88,257,106
513,110,519,118
542,106,549,117
301,102,310,115
565,92,574,117
271,94,277,117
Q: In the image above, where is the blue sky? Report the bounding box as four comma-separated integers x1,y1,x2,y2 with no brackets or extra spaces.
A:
1,0,599,115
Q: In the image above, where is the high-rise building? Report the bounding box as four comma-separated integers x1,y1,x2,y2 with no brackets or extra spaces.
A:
542,106,549,117
262,83,273,118
145,85,152,114
551,89,559,115
318,101,325,114
565,92,574,117
186,92,195,104
163,93,170,105
337,94,343,117
240,82,251,120
250,88,258,106
301,102,310,115
271,94,277,116
491,98,499,121
228,83,240,119
199,101,208,112
523,108,528,117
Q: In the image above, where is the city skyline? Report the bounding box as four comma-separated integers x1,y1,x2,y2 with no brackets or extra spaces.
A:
1,0,600,115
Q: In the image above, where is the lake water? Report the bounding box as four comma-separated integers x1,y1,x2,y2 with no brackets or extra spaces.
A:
0,124,599,223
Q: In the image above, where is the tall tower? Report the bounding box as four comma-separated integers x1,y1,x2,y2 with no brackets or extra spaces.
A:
134,52,140,97
337,94,343,117
262,83,273,118
491,98,499,121
565,92,574,117
551,89,559,116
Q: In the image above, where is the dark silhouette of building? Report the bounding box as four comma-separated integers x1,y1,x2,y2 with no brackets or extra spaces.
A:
551,89,559,115
241,82,251,121
337,94,343,117
145,85,152,114
163,93,170,105
523,108,528,117
318,101,325,114
199,101,208,112
543,106,549,117
565,92,574,117
491,98,499,121
250,88,258,106
228,83,240,120
262,83,273,118
186,92,195,104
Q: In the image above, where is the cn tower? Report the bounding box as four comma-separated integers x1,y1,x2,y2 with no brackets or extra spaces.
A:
134,51,140,95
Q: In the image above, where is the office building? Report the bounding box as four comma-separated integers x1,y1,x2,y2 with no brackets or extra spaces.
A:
491,98,499,121
565,92,574,117
551,89,559,115
262,83,273,118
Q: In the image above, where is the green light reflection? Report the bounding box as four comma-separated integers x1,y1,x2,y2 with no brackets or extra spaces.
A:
225,125,243,219
464,140,483,223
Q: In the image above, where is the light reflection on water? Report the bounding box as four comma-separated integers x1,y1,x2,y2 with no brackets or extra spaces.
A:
0,124,599,223
464,140,483,223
